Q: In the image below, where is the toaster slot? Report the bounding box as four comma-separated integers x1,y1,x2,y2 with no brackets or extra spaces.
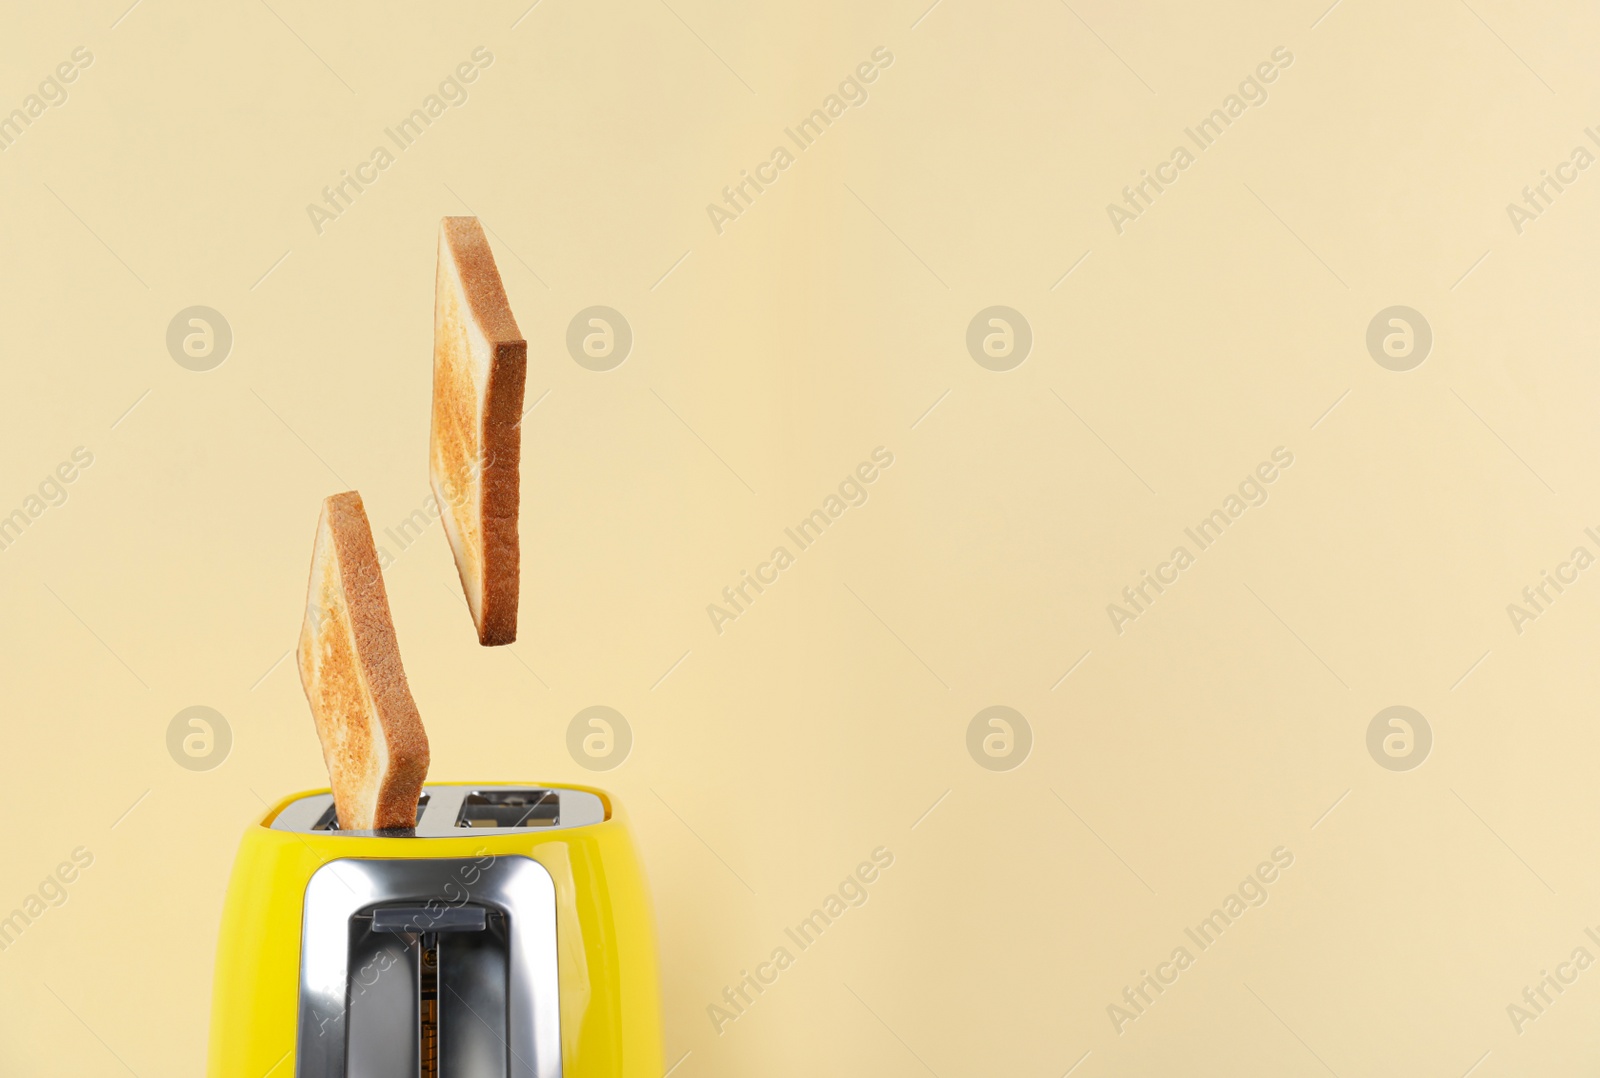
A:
422,936,440,1078
358,904,509,1077
456,789,559,829
345,916,421,1078
313,792,431,831
439,912,512,1077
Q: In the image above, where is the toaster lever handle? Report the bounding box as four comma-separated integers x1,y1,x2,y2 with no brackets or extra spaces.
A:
371,905,489,934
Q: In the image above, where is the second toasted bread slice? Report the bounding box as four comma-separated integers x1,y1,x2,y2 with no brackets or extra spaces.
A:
431,216,527,646
297,491,430,830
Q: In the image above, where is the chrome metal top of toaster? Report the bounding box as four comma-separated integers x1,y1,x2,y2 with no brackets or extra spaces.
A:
269,784,606,837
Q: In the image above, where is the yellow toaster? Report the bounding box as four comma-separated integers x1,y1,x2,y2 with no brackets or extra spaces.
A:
206,782,663,1077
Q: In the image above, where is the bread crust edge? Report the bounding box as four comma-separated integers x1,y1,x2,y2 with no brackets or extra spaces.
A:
476,338,526,646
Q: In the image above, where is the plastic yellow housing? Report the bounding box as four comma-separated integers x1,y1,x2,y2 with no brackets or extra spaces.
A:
206,783,663,1077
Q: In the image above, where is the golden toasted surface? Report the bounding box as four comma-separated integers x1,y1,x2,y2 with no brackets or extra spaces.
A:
430,217,527,646
296,491,429,829
432,250,485,593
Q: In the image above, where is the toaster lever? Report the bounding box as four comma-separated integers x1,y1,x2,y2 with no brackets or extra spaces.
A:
371,906,488,934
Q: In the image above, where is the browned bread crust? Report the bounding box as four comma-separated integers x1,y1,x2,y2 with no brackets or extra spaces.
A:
432,216,527,646
297,491,430,830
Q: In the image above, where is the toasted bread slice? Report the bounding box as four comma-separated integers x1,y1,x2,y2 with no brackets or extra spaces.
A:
431,217,527,646
297,492,430,830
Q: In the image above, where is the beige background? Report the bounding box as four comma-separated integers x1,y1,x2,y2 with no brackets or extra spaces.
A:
2,0,1599,1074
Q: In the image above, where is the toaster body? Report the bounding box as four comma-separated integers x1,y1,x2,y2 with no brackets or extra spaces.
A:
206,783,663,1078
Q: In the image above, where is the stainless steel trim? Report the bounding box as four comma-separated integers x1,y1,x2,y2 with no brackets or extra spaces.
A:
296,856,562,1078
270,784,605,836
